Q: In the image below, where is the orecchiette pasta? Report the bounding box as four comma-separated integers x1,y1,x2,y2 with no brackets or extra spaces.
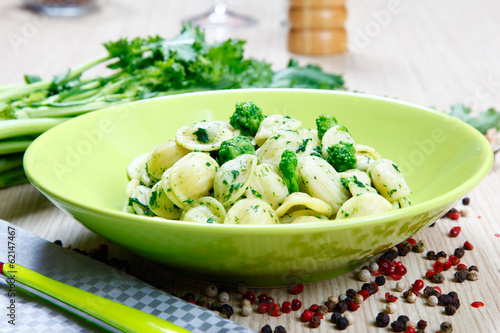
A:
125,104,412,224
224,198,279,225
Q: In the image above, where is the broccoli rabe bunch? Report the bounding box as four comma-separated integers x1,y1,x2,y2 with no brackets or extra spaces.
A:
326,141,357,172
316,113,338,139
218,136,256,165
229,101,265,136
279,149,300,193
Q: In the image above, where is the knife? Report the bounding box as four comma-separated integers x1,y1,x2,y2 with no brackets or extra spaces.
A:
1,262,191,333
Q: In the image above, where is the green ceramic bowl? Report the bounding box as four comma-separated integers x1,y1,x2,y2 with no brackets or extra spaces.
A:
24,89,493,286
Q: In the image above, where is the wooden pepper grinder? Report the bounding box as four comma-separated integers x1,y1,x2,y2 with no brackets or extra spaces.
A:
287,0,347,55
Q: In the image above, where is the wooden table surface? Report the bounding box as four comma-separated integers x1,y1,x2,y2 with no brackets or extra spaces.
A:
1,0,500,332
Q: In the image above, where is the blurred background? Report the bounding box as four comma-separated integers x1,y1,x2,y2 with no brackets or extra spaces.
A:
1,0,499,112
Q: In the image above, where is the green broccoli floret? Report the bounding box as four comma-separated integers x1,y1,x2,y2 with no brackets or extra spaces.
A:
316,113,338,140
326,141,357,172
279,149,300,193
229,101,265,136
218,136,255,165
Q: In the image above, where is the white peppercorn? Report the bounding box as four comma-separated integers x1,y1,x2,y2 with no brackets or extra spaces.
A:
328,295,338,303
241,299,251,307
370,262,379,273
339,294,348,302
428,295,438,306
396,282,405,292
358,269,371,282
386,302,397,314
241,304,252,316
460,208,469,217
354,294,364,304
205,284,218,297
344,312,355,325
218,291,230,303
406,321,416,329
407,293,417,303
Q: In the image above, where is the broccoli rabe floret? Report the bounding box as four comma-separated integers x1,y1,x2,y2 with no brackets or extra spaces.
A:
326,141,357,172
279,149,300,193
229,102,265,136
316,114,338,139
218,136,255,165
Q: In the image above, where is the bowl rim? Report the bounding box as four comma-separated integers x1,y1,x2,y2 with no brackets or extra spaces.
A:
24,88,494,235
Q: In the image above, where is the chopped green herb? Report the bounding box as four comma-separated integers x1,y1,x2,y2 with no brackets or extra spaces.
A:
194,127,210,143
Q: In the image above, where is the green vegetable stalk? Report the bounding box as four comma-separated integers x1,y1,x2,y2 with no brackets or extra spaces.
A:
0,24,345,188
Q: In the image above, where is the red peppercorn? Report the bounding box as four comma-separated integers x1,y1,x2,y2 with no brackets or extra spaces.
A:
291,299,302,311
300,309,314,322
257,293,268,302
449,255,460,266
390,273,402,280
407,238,417,245
406,327,416,333
257,302,269,314
281,301,292,313
378,260,389,270
290,283,304,295
384,266,395,276
412,279,424,291
370,282,379,294
426,269,436,279
456,264,468,271
189,299,196,304
243,290,255,304
447,210,460,220
347,302,359,311
450,226,461,237
464,241,474,250
269,304,281,317
385,292,398,302
314,312,324,319
358,289,370,300
443,259,452,271
471,301,485,308
433,286,442,294
395,265,407,276
309,304,319,312
433,261,444,272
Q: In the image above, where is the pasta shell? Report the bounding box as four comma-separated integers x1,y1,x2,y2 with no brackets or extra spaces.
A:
255,114,302,146
368,159,411,202
339,169,377,196
275,192,333,217
128,184,153,216
256,131,312,167
149,181,182,219
393,197,412,209
146,140,190,182
176,121,234,151
127,152,148,180
296,127,320,148
336,193,393,219
214,154,257,206
224,198,279,225
159,170,185,208
280,209,329,224
245,163,289,209
180,197,226,224
355,144,381,171
291,215,329,224
298,156,350,215
321,125,355,157
168,152,219,207
212,120,241,137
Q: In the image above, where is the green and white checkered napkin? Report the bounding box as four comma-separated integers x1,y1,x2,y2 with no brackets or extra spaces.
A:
0,219,255,333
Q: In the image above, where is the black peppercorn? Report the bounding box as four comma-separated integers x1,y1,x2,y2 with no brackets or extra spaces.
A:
413,240,425,253
431,272,445,283
274,325,286,333
453,247,465,258
450,298,461,309
336,317,349,330
361,283,376,295
426,250,437,260
219,304,234,319
397,315,410,324
416,330,425,333
417,319,427,330
448,291,458,300
397,241,412,256
210,301,222,311
261,325,273,333
468,265,479,272
196,299,210,308
438,294,453,306
309,315,321,328
376,312,390,327
375,275,386,286
423,286,440,298
462,197,470,205
379,249,398,262
454,269,468,283
334,301,347,314
317,304,328,316
436,251,447,259
53,240,63,246
346,289,356,299
325,300,336,312
331,312,342,324
391,320,406,332
445,304,457,316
